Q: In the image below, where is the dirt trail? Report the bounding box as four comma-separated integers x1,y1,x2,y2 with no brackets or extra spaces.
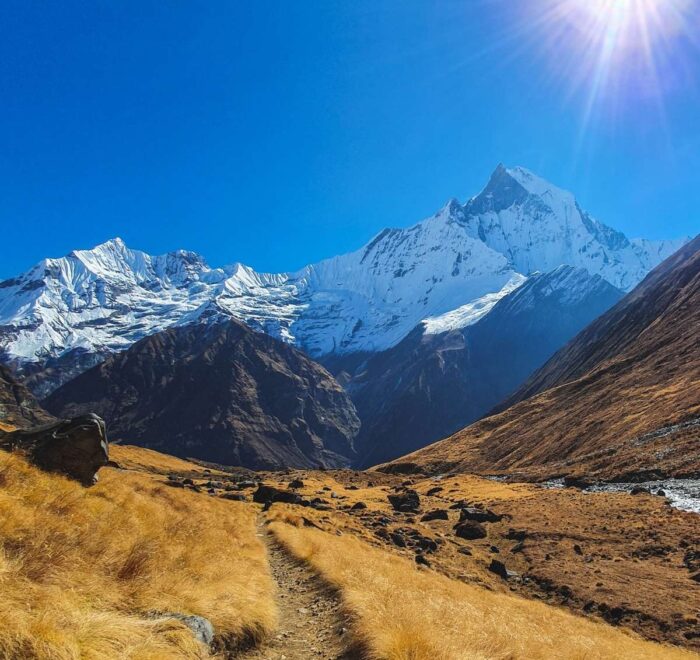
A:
243,520,354,660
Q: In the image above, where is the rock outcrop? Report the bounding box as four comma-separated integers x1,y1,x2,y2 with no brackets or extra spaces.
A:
0,413,108,485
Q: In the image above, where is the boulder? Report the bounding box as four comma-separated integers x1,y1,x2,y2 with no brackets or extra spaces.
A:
458,507,502,524
351,501,367,510
488,559,515,580
0,413,108,486
454,521,487,540
253,484,304,506
288,478,305,489
421,509,449,522
388,489,420,513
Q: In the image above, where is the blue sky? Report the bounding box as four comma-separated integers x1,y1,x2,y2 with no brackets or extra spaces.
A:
1,1,698,278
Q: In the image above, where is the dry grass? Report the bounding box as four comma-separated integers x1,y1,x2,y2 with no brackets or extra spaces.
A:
0,448,276,659
268,512,696,660
109,444,226,475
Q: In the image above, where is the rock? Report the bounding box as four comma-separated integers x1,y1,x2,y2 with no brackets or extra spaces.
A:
563,476,591,489
421,509,449,522
390,532,406,548
573,544,583,556
488,559,517,580
426,486,443,496
458,546,472,556
489,545,500,553
0,413,108,486
253,484,304,506
506,528,527,541
388,489,420,513
415,553,431,567
351,501,367,510
690,572,700,583
454,521,487,540
346,484,359,490
511,542,525,553
630,486,650,495
308,498,332,511
220,492,246,501
237,480,257,489
458,507,502,524
657,489,666,497
288,478,305,489
165,613,215,647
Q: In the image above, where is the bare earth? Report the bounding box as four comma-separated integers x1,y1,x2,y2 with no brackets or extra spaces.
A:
243,520,353,660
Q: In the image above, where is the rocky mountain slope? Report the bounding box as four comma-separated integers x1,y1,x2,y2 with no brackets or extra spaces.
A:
44,320,360,470
0,364,53,428
0,166,685,395
343,266,623,467
383,235,700,481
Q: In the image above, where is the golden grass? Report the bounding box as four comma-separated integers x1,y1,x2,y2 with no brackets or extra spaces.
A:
268,512,696,660
0,449,276,659
110,444,225,475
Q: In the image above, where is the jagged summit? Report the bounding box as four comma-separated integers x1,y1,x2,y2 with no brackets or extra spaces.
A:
0,166,687,392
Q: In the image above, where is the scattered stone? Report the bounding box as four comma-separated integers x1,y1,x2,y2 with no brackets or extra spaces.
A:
415,553,431,567
421,509,449,522
511,542,525,553
253,484,304,506
458,546,472,556
563,476,591,489
426,486,443,496
351,501,367,510
157,613,214,647
488,559,517,580
489,545,500,553
573,544,583,556
630,486,650,495
459,507,502,524
390,532,406,548
346,484,359,490
454,521,487,540
288,478,305,489
388,489,420,513
219,492,246,501
236,480,257,489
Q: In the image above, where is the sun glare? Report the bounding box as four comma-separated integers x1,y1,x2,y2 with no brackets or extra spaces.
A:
525,0,697,137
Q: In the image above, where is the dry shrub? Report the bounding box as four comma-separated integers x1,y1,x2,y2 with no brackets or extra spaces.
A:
268,516,695,660
0,449,276,659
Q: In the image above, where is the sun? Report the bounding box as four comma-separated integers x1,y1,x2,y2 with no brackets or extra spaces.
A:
522,0,697,135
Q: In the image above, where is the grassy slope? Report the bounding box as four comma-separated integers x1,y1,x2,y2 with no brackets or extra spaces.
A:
268,513,695,660
0,445,276,659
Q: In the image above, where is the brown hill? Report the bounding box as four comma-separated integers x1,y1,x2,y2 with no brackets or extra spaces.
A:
44,320,360,470
383,235,700,481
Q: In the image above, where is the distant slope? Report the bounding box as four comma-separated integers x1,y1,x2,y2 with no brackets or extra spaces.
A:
0,364,53,428
341,266,622,468
501,235,700,409
44,320,360,470
383,235,700,480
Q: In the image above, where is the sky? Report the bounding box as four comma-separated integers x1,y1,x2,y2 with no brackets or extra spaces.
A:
1,0,699,279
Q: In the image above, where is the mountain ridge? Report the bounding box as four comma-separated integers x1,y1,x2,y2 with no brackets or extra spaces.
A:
0,166,687,395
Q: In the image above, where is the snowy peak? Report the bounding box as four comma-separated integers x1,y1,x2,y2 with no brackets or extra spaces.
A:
0,166,689,390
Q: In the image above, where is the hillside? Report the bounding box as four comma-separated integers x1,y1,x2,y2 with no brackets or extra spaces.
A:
339,266,623,467
44,320,360,470
384,235,700,481
0,364,53,428
0,443,276,658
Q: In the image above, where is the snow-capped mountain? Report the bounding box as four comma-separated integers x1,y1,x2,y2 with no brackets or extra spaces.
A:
0,165,687,394
340,265,625,467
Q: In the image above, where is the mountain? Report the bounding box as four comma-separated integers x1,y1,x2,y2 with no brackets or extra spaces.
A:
0,166,685,395
383,235,700,481
43,320,360,470
339,266,623,467
0,365,53,428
